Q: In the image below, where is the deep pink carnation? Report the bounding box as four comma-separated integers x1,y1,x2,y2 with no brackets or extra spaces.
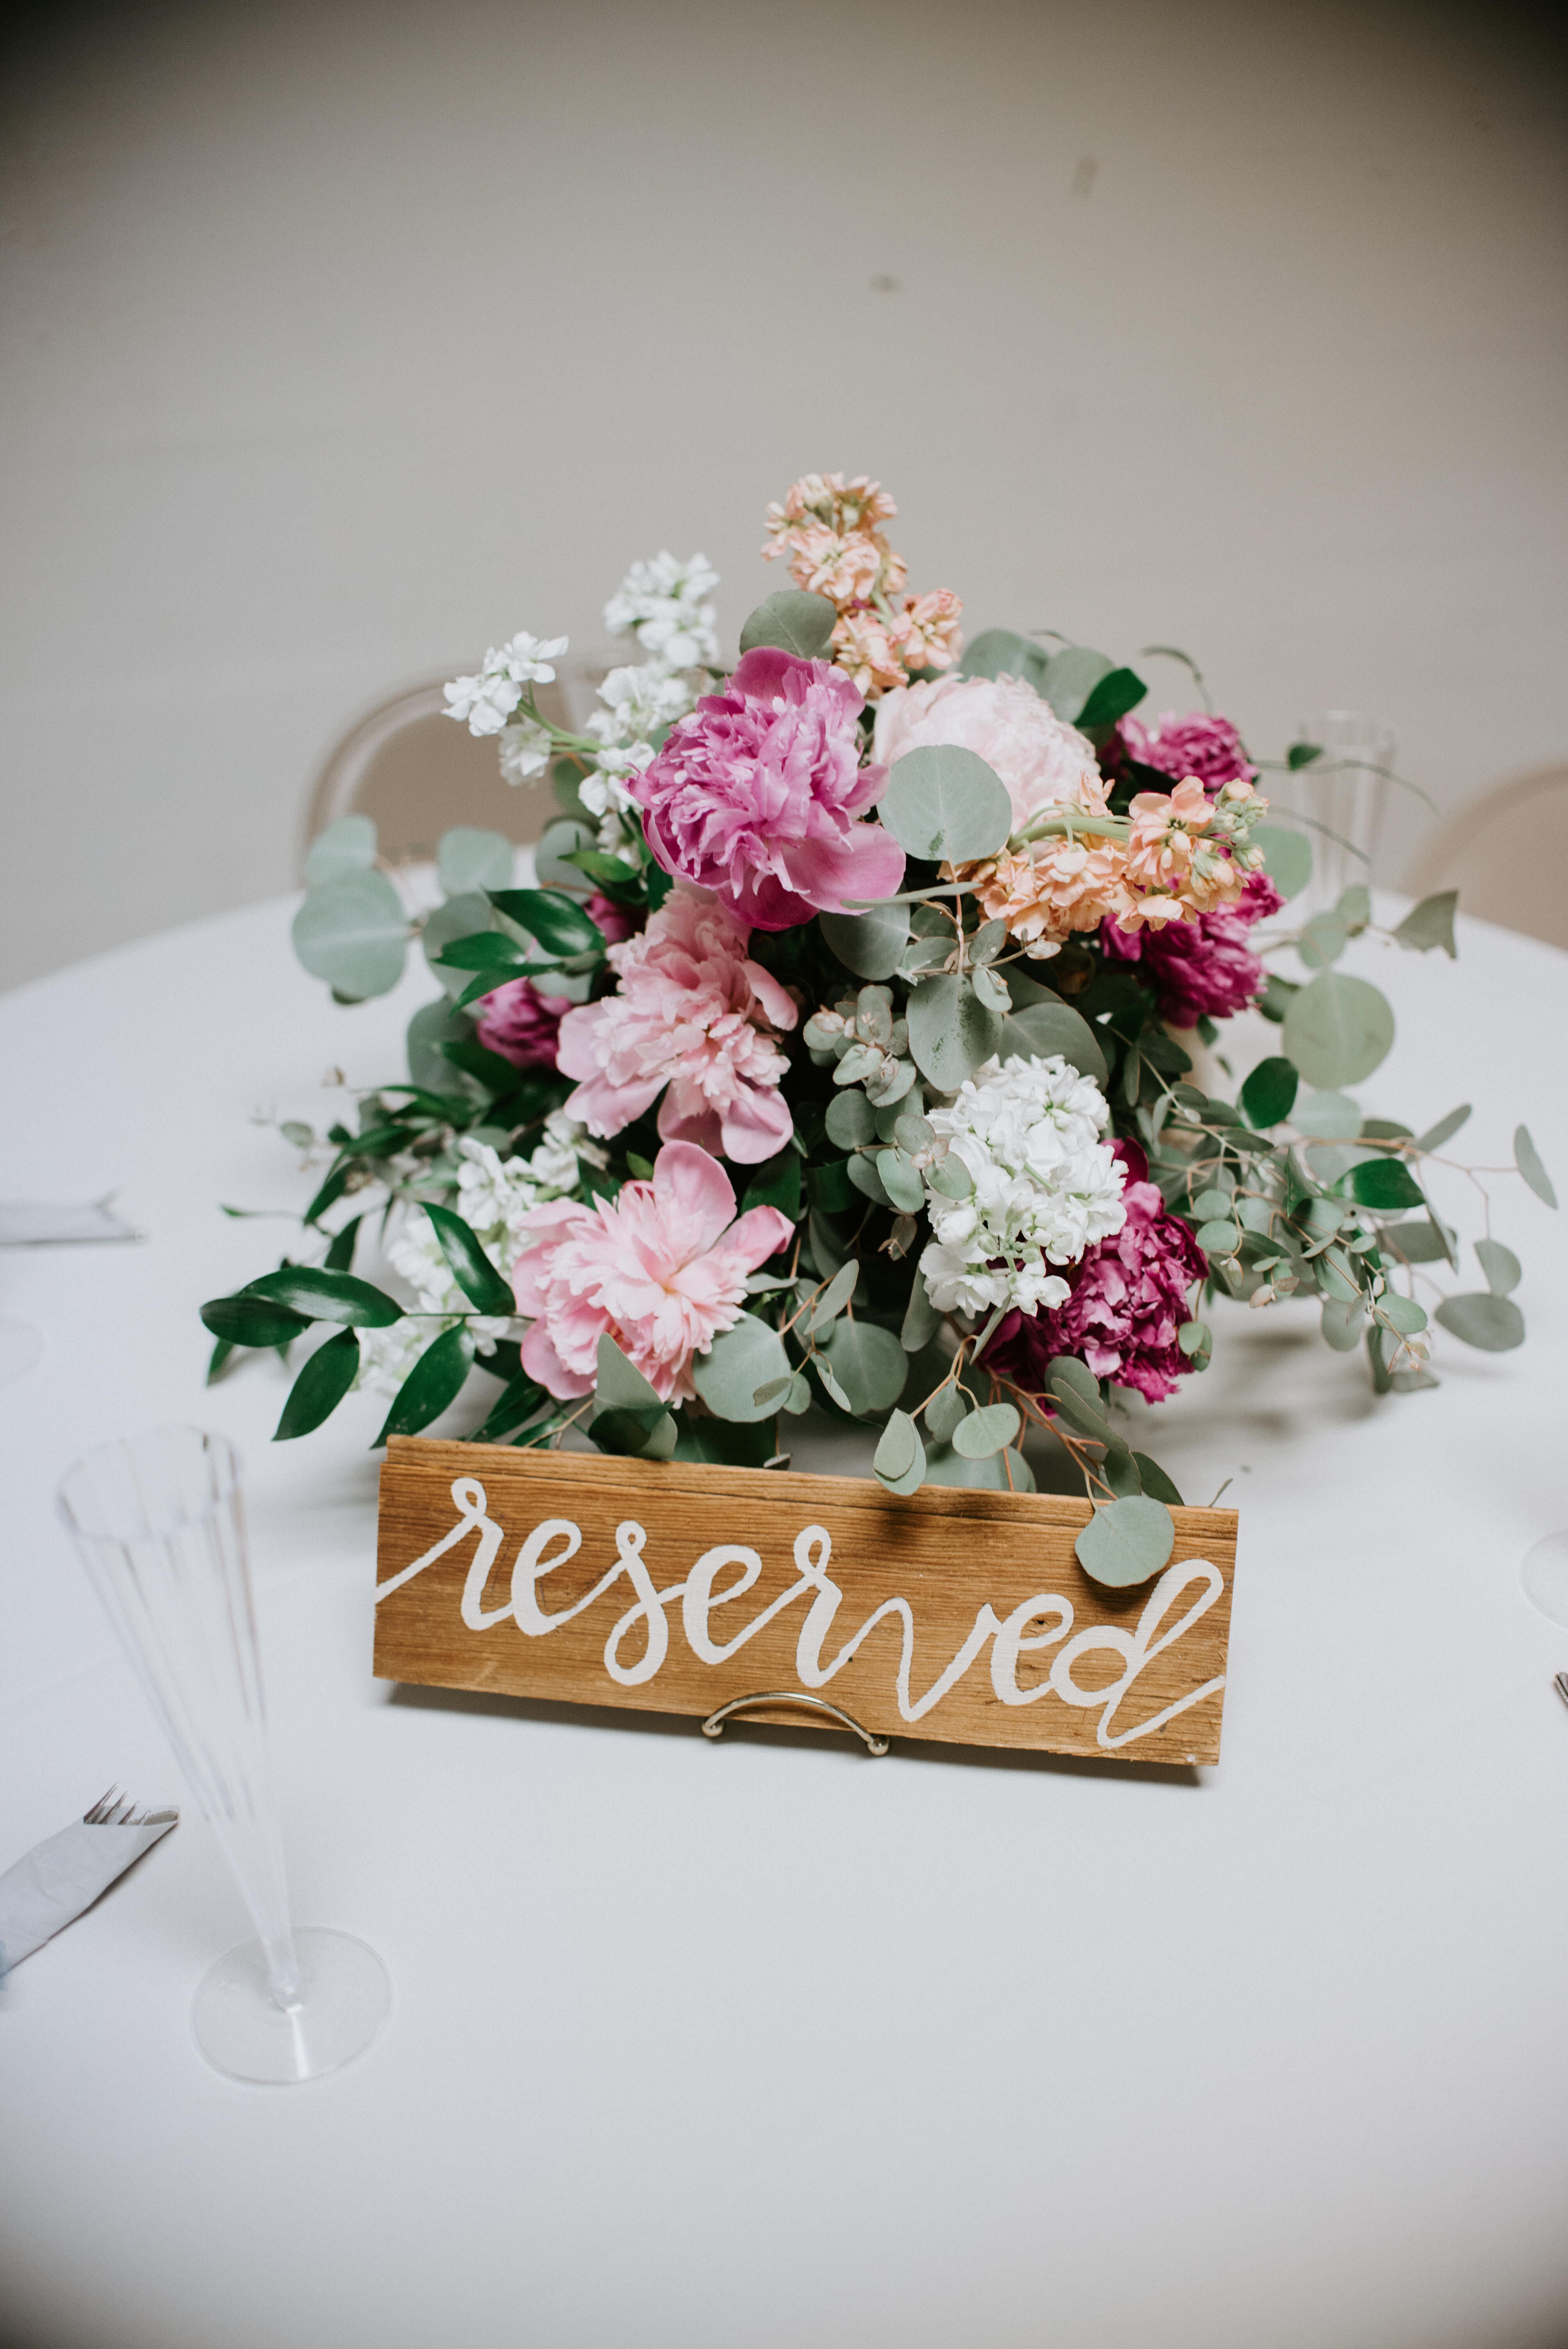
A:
474,978,565,1070
1122,711,1256,793
982,1144,1207,1404
1101,870,1282,1028
627,646,905,930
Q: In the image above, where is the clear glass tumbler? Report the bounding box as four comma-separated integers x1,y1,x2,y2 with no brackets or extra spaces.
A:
57,1426,390,2084
1287,710,1398,921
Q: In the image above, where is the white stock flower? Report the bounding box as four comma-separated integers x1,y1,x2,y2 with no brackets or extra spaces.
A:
444,632,569,738
918,1053,1126,1319
588,661,695,747
499,717,552,783
604,552,721,670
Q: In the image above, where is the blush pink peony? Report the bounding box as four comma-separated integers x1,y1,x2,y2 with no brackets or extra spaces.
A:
627,647,905,929
872,672,1103,832
513,1141,794,1403
555,883,798,1163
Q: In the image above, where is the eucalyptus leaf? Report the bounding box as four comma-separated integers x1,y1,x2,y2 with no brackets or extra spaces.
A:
292,868,410,1000
738,590,837,659
951,1402,1021,1458
422,891,497,1000
594,1332,665,1416
821,903,910,982
880,746,1013,864
1039,645,1114,723
1292,1090,1362,1140
825,1091,878,1149
922,1442,1035,1492
874,1408,920,1484
274,1328,360,1440
959,629,1049,689
1046,1355,1102,1409
305,814,377,886
847,1154,894,1209
1131,1453,1183,1506
1252,823,1313,902
1177,1320,1210,1357
817,1318,908,1414
1344,1158,1425,1212
924,1383,971,1442
373,1322,475,1445
1413,1103,1471,1154
998,998,1109,1086
908,973,1003,1090
876,1148,925,1215
1394,890,1458,957
1298,914,1349,970
1474,1238,1522,1297
1320,1296,1366,1351
437,827,514,895
900,1282,941,1352
781,1372,813,1415
406,996,473,1095
925,1154,973,1200
1434,1292,1525,1352
1074,1497,1176,1588
535,817,597,893
1239,1056,1298,1130
1515,1125,1557,1209
591,1405,677,1460
1383,1215,1457,1267
1282,971,1395,1089
1380,1293,1429,1335
693,1313,792,1422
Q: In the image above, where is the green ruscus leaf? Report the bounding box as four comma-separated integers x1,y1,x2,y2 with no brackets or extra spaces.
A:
200,1293,312,1348
274,1327,360,1440
373,1323,476,1445
244,1265,404,1327
424,1203,516,1315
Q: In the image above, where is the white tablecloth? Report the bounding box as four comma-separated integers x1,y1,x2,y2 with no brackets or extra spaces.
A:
2,894,1566,2349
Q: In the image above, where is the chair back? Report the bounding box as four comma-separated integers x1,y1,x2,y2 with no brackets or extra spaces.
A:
1407,764,1568,951
301,675,575,875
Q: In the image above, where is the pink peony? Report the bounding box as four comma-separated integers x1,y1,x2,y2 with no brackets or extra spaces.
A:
474,978,565,1071
982,1145,1207,1404
513,1141,794,1403
1102,869,1282,1026
628,647,905,929
556,883,798,1164
872,672,1102,833
1122,711,1256,794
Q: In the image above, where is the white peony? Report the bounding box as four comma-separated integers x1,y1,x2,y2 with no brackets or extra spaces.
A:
918,1053,1126,1319
871,672,1103,834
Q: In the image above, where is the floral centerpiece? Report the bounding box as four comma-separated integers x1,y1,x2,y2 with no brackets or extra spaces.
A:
203,474,1556,1588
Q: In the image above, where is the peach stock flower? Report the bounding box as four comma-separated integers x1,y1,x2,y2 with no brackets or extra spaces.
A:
555,883,798,1164
969,838,1133,958
891,588,964,675
513,1142,794,1403
1123,777,1251,920
830,609,909,697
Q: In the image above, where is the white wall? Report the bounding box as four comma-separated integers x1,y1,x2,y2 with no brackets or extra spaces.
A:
2,0,1564,991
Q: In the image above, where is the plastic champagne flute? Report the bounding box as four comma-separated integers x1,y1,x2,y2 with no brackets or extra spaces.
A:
57,1425,391,2083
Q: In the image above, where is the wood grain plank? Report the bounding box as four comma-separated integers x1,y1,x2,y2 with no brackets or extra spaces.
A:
373,1437,1239,1764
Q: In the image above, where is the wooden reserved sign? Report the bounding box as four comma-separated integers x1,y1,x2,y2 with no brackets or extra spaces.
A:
373,1438,1239,1764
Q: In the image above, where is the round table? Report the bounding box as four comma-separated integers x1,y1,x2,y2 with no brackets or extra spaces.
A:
3,894,1566,2349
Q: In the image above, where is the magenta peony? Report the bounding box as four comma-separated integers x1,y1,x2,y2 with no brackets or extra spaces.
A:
1101,868,1282,1026
1122,711,1256,793
627,647,904,929
872,671,1102,833
474,978,565,1070
512,1141,794,1403
556,883,798,1164
982,1145,1207,1404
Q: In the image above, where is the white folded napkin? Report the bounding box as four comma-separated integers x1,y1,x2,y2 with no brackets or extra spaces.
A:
0,1791,177,1973
0,1198,143,1247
